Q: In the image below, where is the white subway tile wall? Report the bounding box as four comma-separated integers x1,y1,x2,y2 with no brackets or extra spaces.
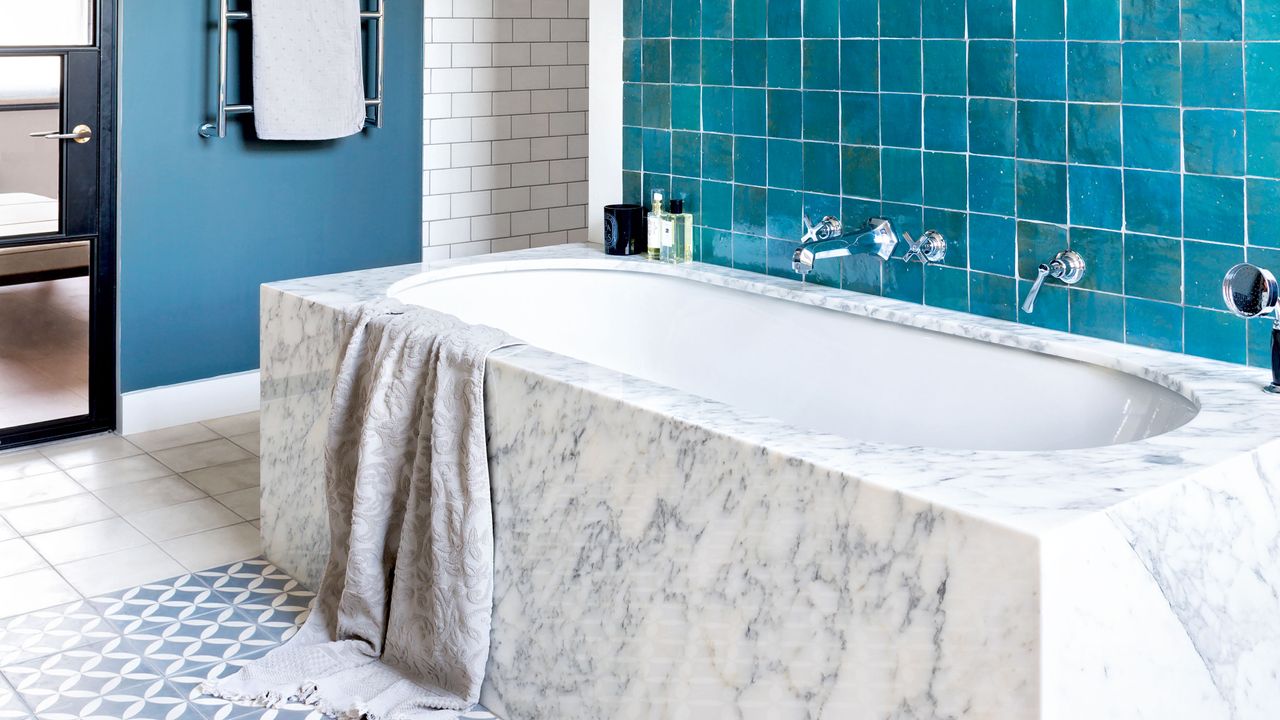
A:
424,0,590,259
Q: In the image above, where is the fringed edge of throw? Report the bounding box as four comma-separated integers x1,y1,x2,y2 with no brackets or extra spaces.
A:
199,680,380,720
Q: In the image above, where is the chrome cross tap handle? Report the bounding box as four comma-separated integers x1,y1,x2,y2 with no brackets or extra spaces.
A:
1021,250,1086,314
903,230,947,264
801,214,842,245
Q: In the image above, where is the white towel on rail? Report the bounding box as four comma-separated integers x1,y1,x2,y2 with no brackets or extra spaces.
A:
251,0,366,140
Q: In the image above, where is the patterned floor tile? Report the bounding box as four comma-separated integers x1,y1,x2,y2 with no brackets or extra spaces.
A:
3,636,163,716
89,573,233,634
0,600,116,667
0,678,31,720
0,559,503,719
131,609,281,676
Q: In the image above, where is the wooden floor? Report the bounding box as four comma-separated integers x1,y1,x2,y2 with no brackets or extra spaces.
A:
0,276,88,429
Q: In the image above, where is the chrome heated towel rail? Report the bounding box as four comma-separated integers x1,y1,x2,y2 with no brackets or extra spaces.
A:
199,0,385,139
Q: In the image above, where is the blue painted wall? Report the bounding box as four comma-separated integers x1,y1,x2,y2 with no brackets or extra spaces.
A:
118,0,423,392
624,0,1280,366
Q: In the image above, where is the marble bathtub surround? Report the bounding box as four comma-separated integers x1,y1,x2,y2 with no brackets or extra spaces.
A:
261,245,1280,718
621,0,1280,367
212,302,512,717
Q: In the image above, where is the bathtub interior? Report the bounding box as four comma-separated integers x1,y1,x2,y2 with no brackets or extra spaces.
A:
392,267,1199,452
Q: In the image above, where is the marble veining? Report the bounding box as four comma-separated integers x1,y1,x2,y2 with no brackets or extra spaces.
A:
259,244,1280,719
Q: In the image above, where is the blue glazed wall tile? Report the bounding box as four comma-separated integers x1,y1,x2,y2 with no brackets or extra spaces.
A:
1068,0,1120,39
1124,170,1182,237
1182,42,1244,108
841,0,879,36
1122,0,1181,40
970,272,1018,320
1017,101,1066,162
1126,298,1184,352
841,40,879,91
1184,175,1244,243
1067,42,1121,102
1015,161,1068,224
1068,103,1121,165
702,40,733,84
1122,42,1180,105
969,99,1016,155
923,41,967,94
970,155,1016,215
672,86,701,130
924,0,967,37
1125,233,1183,303
621,0,1280,364
924,96,968,152
1183,110,1245,177
1070,289,1126,341
881,41,923,92
769,138,803,188
969,214,1017,275
1185,308,1247,363
1015,42,1066,100
1069,165,1123,230
1182,0,1243,41
1122,105,1181,171
1248,179,1280,247
768,40,803,87
1017,0,1066,39
1246,111,1280,178
1246,0,1280,39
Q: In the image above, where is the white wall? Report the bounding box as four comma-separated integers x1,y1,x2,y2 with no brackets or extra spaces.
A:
423,0,590,259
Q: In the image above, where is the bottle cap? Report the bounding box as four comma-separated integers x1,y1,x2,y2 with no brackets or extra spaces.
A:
669,199,684,214
652,190,664,204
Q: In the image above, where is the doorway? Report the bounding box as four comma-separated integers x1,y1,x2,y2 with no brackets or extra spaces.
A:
0,0,116,448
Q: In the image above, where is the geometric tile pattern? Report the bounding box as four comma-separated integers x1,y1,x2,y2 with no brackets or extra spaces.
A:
0,559,500,719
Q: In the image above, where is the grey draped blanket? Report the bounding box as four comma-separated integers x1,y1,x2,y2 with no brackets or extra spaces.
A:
205,300,514,719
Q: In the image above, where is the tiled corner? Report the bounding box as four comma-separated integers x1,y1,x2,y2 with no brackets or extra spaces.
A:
622,0,1278,364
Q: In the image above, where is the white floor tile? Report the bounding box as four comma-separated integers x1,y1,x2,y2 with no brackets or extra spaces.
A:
65,454,174,491
0,568,80,618
26,517,150,565
55,544,184,597
201,412,260,438
0,519,15,542
1,493,115,535
228,431,260,455
215,488,260,521
40,435,141,470
180,458,260,496
0,471,84,510
160,522,261,573
151,439,253,474
123,423,221,453
0,451,58,483
125,498,242,542
92,475,206,515
0,539,47,577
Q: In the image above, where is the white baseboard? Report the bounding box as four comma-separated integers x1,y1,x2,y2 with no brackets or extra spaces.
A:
119,370,261,435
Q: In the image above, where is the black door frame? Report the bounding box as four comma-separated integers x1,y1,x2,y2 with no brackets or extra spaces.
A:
0,0,118,449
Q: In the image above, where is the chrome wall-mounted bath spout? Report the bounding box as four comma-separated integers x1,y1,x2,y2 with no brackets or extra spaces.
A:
1021,250,1086,314
793,216,905,278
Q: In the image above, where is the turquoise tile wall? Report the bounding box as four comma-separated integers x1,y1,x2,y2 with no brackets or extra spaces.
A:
621,0,1280,365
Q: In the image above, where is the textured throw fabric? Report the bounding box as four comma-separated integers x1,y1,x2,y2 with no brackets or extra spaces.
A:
205,300,515,719
251,0,366,140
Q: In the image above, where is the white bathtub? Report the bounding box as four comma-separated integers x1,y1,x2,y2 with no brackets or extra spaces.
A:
392,264,1198,452
263,245,1280,720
